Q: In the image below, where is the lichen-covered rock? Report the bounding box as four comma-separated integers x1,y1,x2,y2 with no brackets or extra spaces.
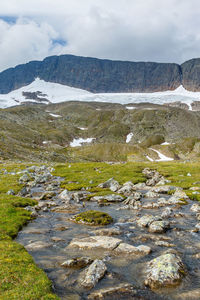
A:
191,203,200,213
79,259,107,289
118,181,135,194
87,283,137,299
144,252,186,289
145,191,159,198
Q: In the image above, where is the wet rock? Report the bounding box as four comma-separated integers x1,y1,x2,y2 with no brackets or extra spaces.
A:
79,259,107,289
137,215,161,227
133,182,149,190
115,243,151,256
54,225,70,231
145,191,158,198
98,178,120,192
92,227,122,236
61,257,93,268
195,223,200,231
68,236,121,250
51,237,65,242
118,181,135,194
58,189,73,203
19,174,30,183
144,252,186,289
173,189,189,199
25,241,52,251
87,283,137,299
161,207,174,218
91,194,124,203
191,203,200,213
168,196,186,205
151,185,174,193
155,241,175,247
148,220,170,233
174,289,200,300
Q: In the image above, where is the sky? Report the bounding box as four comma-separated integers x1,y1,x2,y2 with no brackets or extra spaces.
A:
0,0,200,72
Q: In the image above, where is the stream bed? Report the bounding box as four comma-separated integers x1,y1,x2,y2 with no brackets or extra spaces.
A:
15,168,200,300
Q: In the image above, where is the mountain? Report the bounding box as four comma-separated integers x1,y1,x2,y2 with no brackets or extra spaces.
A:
0,54,187,94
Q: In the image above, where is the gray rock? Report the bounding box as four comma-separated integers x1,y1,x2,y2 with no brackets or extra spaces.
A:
145,191,159,198
144,252,186,288
137,215,161,227
19,174,30,183
68,236,121,250
61,257,93,268
91,194,124,203
148,220,170,233
118,181,135,194
161,207,174,218
191,203,200,213
79,259,107,289
25,241,52,251
98,178,120,192
151,185,174,193
87,283,136,299
114,243,151,255
92,227,122,236
58,189,73,202
7,189,15,195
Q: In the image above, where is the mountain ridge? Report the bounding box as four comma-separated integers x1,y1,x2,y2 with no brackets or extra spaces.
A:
1,54,200,94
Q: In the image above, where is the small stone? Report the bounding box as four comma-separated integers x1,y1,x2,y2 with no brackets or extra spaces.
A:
25,241,52,251
114,243,151,256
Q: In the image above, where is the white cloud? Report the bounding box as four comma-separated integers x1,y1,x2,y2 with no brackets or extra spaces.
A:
1,0,200,71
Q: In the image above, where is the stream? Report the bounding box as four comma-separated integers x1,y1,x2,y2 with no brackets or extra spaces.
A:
16,168,200,300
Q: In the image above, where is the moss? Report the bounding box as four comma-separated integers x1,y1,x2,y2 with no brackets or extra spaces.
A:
74,210,113,225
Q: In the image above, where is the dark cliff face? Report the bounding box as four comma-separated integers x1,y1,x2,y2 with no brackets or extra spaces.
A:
2,54,200,94
181,58,200,91
0,55,182,94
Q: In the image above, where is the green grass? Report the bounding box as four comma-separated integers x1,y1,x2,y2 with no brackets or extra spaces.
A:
74,210,113,225
0,164,59,300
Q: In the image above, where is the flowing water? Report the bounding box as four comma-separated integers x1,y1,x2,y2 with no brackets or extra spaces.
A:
16,185,200,300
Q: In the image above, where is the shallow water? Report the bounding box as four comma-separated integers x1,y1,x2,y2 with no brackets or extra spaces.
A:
16,190,200,300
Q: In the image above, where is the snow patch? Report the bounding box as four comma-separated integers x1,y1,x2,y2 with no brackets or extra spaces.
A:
126,133,134,143
78,127,87,130
126,106,136,110
49,113,62,118
146,155,154,162
70,138,95,147
1,79,200,110
149,148,174,162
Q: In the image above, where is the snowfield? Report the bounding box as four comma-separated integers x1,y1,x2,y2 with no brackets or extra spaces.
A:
1,78,200,109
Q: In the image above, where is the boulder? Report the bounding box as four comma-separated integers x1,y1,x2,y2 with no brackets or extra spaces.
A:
58,189,73,202
145,191,159,198
137,215,161,227
118,181,135,194
151,185,174,194
79,259,107,289
98,178,120,192
144,252,186,288
148,220,170,233
68,236,121,250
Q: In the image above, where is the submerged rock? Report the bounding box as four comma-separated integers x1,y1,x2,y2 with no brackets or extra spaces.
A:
148,220,170,233
87,283,137,299
144,252,186,289
25,241,52,251
114,243,151,256
78,259,107,289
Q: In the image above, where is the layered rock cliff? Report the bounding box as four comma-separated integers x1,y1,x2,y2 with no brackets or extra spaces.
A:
0,54,200,94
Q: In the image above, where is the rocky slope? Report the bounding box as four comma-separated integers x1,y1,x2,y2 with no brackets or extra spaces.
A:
1,101,200,162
